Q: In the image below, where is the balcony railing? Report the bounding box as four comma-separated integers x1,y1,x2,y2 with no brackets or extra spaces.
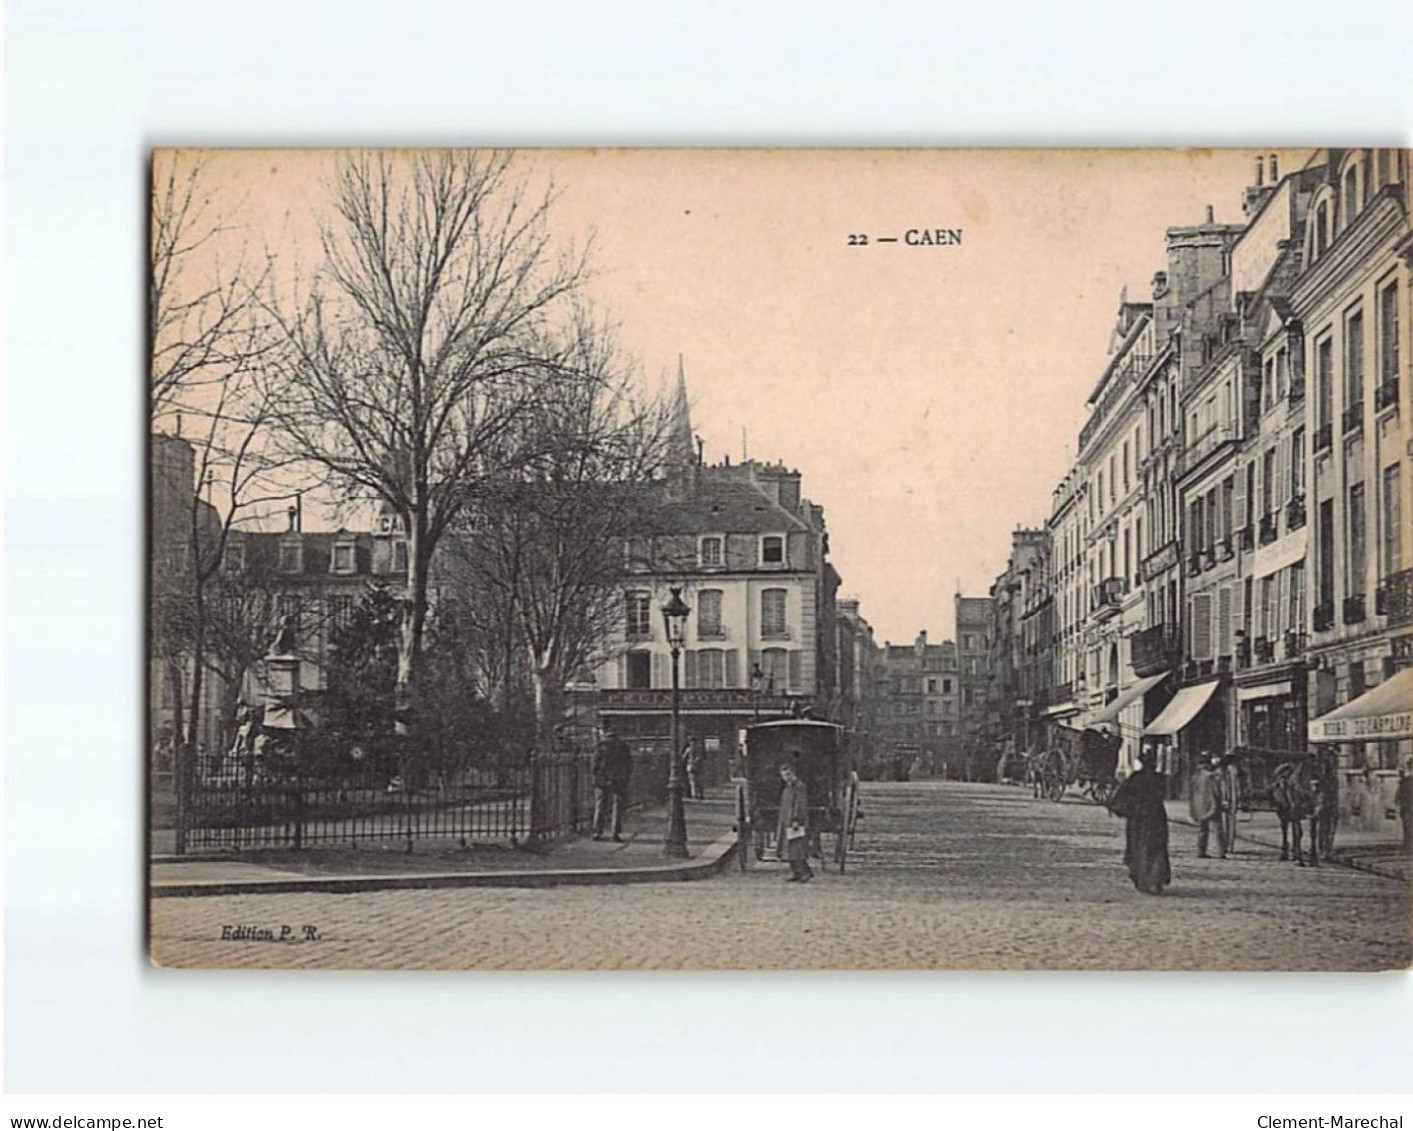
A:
1314,422,1332,454
1386,568,1413,627
1216,537,1234,562
1235,637,1252,669
1259,513,1278,545
1187,553,1203,577
1237,525,1254,551
1092,577,1125,617
1375,377,1400,412
1253,636,1276,664
1286,495,1306,530
1313,603,1335,632
1283,629,1307,660
1288,378,1305,404
1342,400,1363,435
1132,623,1180,677
1343,593,1366,624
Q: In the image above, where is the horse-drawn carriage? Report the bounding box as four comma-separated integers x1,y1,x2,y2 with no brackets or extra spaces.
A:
1029,724,1121,805
1225,745,1338,864
735,719,862,873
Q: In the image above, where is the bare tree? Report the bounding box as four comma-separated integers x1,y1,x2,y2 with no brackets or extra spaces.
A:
263,151,587,736
149,152,271,422
162,369,300,849
449,313,677,746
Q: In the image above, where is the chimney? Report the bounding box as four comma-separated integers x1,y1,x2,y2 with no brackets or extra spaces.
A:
1205,204,1215,224
1255,155,1264,187
287,505,298,532
295,491,303,532
1269,153,1279,181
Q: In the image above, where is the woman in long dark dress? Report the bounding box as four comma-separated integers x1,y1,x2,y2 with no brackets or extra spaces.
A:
1107,747,1171,895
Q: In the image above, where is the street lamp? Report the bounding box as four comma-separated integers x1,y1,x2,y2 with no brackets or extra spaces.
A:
661,586,692,858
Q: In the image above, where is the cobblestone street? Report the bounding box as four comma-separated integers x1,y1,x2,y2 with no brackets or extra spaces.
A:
150,781,1411,971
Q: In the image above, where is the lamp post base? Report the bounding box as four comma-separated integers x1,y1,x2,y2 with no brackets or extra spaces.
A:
663,784,690,858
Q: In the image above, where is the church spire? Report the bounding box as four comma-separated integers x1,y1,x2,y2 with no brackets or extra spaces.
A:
665,355,697,496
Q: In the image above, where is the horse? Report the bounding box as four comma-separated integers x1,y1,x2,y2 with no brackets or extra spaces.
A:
1269,755,1337,866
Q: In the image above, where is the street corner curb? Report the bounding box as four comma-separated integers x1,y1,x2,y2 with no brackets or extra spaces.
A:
1328,853,1409,883
150,829,741,898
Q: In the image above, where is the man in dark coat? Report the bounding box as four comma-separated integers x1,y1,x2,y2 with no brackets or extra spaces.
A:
1395,761,1413,853
592,723,633,842
1189,751,1228,858
1107,745,1172,894
775,758,813,882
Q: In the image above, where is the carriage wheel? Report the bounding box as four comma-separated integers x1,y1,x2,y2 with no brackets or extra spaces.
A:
1090,780,1117,807
1044,772,1066,802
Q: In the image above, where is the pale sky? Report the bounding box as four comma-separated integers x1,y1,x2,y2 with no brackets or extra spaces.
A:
162,147,1311,643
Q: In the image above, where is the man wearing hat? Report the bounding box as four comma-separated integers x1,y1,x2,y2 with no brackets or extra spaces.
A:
1189,749,1228,859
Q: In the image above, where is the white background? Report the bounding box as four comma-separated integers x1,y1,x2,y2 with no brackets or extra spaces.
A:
5,0,1413,1096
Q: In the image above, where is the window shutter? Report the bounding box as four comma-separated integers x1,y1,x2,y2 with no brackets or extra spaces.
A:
788,650,803,693
652,651,668,690
616,655,627,690
1192,593,1214,660
1254,456,1265,517
683,650,698,689
1217,586,1232,658
725,649,740,689
1232,579,1246,644
1233,465,1248,530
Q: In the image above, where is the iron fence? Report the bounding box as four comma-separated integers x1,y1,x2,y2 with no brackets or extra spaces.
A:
181,748,670,852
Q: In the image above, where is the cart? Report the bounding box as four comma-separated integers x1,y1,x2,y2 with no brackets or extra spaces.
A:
1036,725,1121,805
735,719,860,873
1226,746,1337,856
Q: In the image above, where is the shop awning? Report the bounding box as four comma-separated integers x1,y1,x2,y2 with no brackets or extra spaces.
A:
1087,672,1169,726
1308,666,1413,743
1143,679,1221,737
1237,680,1292,703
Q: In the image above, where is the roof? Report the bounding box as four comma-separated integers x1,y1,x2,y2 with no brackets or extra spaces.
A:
644,476,811,535
236,530,395,581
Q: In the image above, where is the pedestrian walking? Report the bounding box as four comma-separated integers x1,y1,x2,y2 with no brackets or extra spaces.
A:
1190,751,1227,859
1395,761,1413,853
592,723,632,842
685,738,705,800
1107,745,1171,895
776,757,813,882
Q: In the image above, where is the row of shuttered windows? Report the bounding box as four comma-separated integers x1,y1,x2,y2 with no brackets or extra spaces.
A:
1187,563,1306,661
617,647,802,692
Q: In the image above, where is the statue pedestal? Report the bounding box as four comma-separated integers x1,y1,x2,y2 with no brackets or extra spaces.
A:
264,653,300,730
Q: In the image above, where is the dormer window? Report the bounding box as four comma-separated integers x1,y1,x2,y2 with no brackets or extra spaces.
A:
760,534,786,567
279,537,303,574
222,536,246,574
331,541,356,574
699,534,724,568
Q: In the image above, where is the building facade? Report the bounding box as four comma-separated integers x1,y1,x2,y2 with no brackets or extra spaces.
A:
1293,147,1411,831
954,594,995,779
592,375,844,767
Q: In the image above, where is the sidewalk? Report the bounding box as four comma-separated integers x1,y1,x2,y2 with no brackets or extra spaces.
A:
151,787,741,897
1165,800,1408,882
